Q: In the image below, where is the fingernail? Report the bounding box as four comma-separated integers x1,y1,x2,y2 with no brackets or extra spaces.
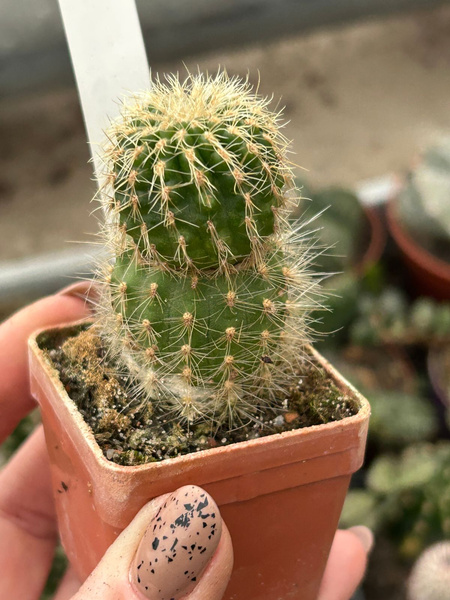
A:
57,281,98,303
348,525,374,553
131,485,222,600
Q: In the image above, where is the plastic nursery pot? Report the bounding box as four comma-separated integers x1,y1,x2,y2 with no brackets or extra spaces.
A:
386,199,450,300
29,323,370,600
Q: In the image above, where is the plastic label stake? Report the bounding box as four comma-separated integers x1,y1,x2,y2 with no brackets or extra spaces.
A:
58,0,150,182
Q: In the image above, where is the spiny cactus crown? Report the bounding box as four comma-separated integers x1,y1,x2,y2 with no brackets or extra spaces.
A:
96,72,320,427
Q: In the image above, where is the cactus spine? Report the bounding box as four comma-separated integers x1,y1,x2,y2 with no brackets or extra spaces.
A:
97,72,319,426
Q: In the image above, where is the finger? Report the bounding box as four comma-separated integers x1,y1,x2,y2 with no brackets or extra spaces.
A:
73,486,232,600
0,284,93,443
0,427,58,600
53,567,81,600
317,528,373,600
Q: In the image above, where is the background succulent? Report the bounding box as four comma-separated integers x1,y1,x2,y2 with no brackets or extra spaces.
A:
341,443,450,560
297,181,375,342
396,138,450,263
305,185,368,274
365,389,437,448
350,287,450,347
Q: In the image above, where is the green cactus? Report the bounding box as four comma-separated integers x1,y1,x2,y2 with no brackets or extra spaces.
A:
96,73,320,426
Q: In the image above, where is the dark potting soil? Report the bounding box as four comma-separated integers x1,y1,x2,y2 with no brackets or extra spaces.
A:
38,325,358,466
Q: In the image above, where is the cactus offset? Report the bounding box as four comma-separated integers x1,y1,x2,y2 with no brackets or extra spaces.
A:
96,73,319,426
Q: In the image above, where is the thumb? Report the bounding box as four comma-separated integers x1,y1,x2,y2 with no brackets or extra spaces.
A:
73,485,233,600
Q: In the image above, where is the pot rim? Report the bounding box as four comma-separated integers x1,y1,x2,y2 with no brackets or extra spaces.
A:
29,320,370,475
386,198,450,281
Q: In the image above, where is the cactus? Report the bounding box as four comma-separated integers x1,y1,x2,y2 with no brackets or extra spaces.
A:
95,73,320,426
397,138,450,263
407,542,450,600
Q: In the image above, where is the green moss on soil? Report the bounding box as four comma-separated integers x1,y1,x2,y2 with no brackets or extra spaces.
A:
39,325,358,466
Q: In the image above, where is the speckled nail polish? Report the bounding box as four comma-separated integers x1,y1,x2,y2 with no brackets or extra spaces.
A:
131,485,222,600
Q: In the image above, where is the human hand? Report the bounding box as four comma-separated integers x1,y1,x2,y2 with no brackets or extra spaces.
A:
0,284,372,599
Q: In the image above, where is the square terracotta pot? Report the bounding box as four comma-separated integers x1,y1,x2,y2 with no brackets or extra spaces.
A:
29,323,370,600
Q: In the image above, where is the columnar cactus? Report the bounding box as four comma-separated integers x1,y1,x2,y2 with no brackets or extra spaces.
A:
97,72,318,426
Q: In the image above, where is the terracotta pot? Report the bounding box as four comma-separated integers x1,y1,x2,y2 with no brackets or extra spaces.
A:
29,324,370,600
355,206,386,275
386,199,450,300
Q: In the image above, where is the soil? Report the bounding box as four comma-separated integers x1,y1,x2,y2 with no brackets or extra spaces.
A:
38,325,358,466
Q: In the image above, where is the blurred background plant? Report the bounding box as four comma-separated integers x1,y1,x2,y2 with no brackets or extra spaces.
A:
301,180,386,344
298,171,450,599
395,139,450,265
350,289,450,346
341,442,450,559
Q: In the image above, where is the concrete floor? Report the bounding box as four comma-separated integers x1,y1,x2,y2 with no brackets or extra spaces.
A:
1,5,450,261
